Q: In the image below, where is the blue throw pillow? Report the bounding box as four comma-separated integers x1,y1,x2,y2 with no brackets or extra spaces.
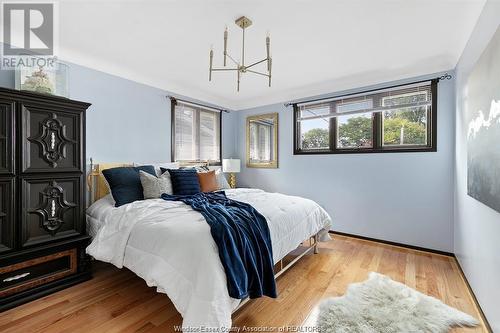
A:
161,168,201,195
102,165,156,207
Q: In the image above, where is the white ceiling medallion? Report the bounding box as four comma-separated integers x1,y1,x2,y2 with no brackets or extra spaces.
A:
209,16,272,92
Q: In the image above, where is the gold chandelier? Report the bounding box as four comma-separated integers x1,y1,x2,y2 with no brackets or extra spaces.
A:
209,16,272,92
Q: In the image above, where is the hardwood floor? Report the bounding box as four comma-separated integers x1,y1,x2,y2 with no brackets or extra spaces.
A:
0,235,488,333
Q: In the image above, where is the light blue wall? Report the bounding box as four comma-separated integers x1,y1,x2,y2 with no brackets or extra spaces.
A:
454,1,500,330
0,61,238,164
0,49,455,253
0,68,14,88
234,72,456,252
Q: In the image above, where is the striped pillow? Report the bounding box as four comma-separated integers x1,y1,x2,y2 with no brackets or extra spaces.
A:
164,168,201,195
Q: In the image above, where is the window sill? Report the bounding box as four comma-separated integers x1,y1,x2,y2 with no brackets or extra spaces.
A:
294,146,436,155
176,161,222,167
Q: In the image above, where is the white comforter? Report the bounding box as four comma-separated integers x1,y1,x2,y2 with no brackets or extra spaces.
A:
86,188,331,329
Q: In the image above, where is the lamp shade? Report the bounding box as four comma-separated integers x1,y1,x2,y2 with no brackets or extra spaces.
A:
222,159,240,173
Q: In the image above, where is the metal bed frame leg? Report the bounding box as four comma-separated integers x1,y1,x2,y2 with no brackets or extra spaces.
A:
314,233,319,254
233,231,321,314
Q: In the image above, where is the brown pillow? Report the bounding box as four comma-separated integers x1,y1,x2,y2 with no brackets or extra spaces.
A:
197,170,220,192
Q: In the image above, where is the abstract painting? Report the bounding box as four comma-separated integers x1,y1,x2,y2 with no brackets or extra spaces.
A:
467,27,500,213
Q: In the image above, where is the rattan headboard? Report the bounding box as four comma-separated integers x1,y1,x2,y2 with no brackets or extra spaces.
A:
87,160,132,204
87,159,210,205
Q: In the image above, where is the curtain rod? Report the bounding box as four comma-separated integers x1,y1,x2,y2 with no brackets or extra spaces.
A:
283,73,452,108
168,96,230,113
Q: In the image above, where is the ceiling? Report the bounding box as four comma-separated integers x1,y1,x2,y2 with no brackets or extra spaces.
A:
56,0,485,110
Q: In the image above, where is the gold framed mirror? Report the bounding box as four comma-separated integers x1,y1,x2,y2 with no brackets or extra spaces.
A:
246,113,278,168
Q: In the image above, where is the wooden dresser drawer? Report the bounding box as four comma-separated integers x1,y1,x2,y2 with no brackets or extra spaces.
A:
0,249,77,298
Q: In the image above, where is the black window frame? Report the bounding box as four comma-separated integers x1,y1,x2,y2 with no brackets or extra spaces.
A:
170,97,223,165
293,79,438,155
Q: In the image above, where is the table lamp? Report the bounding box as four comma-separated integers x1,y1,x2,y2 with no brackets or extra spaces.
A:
222,158,240,188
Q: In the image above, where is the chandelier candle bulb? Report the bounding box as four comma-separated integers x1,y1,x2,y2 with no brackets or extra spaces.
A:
223,27,228,66
266,38,271,71
209,49,213,81
269,58,272,87
237,67,241,92
266,36,270,60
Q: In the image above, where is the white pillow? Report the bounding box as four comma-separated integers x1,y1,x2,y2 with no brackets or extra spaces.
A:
134,162,179,176
139,170,173,198
215,169,231,189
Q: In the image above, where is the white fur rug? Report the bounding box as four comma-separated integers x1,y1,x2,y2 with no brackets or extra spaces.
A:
304,272,479,333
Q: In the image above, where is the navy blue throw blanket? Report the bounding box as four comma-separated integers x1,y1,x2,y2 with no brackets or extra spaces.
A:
161,191,277,299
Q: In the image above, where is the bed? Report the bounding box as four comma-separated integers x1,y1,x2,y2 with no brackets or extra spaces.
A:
85,162,332,329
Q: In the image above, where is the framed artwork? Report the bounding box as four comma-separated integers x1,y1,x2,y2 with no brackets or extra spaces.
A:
466,27,500,213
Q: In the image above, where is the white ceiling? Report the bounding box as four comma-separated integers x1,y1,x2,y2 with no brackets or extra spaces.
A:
56,0,485,110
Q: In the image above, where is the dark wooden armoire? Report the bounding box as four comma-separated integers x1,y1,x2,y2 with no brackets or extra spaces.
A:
0,87,91,311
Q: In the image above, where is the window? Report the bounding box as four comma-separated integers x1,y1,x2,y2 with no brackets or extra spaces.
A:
298,104,331,151
171,99,221,163
294,80,437,154
337,112,373,149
